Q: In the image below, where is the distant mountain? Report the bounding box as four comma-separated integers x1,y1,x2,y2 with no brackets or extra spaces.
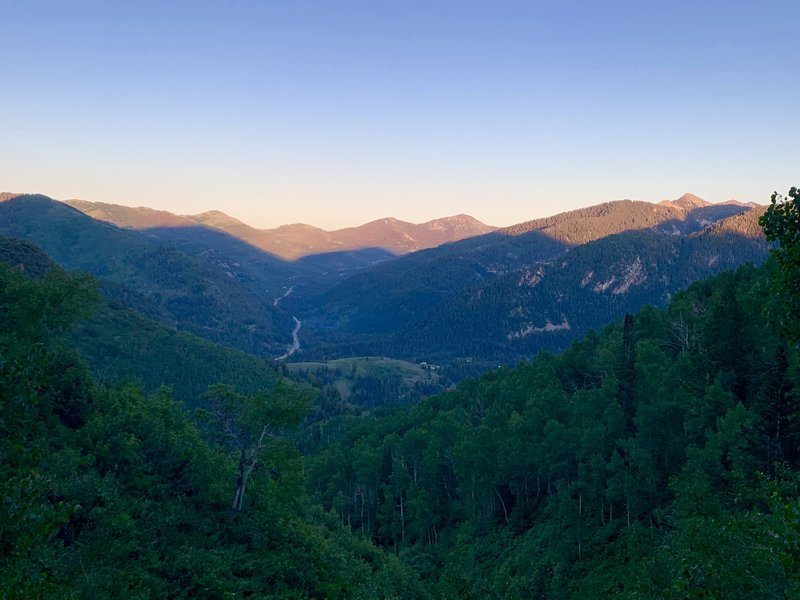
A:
502,194,750,244
2,190,768,382
140,225,397,301
401,223,770,365
658,191,711,210
324,214,495,256
296,202,769,370
0,195,293,356
300,194,756,335
63,199,496,260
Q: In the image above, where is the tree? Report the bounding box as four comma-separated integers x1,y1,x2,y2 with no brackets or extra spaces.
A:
200,381,308,512
759,186,800,342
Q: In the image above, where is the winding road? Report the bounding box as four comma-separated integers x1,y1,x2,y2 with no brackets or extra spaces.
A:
276,317,302,361
273,286,295,307
274,286,301,360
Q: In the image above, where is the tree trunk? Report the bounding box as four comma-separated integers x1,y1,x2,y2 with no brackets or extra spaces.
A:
231,448,246,511
231,425,270,512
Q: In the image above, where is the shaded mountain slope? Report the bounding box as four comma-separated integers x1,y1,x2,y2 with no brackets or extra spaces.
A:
299,207,770,369
403,226,770,364
142,225,396,300
0,195,292,356
304,230,569,334
0,236,280,402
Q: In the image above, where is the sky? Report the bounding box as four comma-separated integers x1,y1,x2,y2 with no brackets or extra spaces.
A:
2,0,798,230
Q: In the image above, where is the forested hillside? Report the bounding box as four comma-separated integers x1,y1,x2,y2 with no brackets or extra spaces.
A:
303,211,770,371
307,263,800,597
0,261,426,598
402,220,769,364
0,237,283,403
0,195,294,356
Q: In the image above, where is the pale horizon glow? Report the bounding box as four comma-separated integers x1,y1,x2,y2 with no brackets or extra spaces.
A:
2,1,798,230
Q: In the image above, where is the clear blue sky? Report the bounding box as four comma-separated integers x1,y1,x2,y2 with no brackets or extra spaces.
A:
2,0,798,229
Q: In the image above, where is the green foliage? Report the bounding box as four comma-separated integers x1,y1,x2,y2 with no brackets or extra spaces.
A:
0,262,97,341
0,264,98,598
760,186,800,342
70,302,281,403
199,382,309,511
0,235,281,403
307,264,800,598
0,265,425,597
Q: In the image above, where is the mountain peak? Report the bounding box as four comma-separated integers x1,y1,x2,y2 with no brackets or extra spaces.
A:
192,210,247,228
426,213,486,225
676,192,709,207
659,193,709,210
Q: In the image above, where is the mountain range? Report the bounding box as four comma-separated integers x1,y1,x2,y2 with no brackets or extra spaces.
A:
298,203,769,372
0,195,293,356
0,191,770,384
63,198,496,260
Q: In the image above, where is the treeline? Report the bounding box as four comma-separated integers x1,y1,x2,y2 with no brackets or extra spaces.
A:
307,264,800,597
288,363,442,410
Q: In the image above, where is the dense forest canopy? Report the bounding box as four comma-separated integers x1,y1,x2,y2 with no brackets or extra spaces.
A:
1,187,799,598
306,264,800,597
761,186,800,343
0,263,425,598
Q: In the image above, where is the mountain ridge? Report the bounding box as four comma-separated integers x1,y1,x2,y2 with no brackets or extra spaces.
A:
0,194,294,357
5,191,761,260
501,195,755,244
0,190,771,383
296,201,769,371
58,198,496,260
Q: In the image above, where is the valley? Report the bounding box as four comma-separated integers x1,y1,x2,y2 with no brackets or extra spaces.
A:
0,192,771,390
2,188,797,598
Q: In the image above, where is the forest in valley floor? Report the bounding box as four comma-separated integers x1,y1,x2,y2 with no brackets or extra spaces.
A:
2,191,800,598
